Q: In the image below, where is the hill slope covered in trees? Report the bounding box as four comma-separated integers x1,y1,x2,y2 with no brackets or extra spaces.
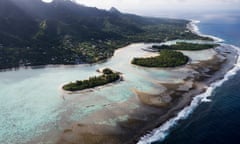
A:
0,0,207,69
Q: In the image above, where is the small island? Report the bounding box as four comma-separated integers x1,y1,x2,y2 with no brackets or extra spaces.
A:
132,50,188,67
152,42,219,51
63,68,121,91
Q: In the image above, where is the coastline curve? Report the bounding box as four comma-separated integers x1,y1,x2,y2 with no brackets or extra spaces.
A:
137,21,240,144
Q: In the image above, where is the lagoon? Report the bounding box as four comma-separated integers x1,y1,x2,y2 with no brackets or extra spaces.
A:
0,42,194,144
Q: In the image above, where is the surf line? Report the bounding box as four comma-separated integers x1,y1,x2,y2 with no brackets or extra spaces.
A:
137,21,240,144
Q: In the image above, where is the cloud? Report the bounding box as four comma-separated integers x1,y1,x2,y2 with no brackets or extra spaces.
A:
75,0,240,15
42,0,53,3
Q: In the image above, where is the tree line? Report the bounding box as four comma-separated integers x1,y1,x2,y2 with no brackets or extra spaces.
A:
63,68,120,91
132,50,188,67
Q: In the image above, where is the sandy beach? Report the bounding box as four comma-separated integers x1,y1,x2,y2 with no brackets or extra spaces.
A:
38,19,240,144
55,41,238,144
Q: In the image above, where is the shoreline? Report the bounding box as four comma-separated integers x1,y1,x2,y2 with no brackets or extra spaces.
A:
136,21,240,144
0,43,143,73
53,21,240,144
54,20,240,144
56,43,239,144
136,45,239,144
54,20,239,144
187,20,224,43
4,21,239,144
60,74,124,95
0,20,220,73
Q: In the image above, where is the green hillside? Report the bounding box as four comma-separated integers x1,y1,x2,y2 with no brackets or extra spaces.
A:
0,0,209,69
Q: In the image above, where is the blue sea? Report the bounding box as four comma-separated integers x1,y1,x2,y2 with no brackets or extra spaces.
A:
0,11,240,144
152,13,240,144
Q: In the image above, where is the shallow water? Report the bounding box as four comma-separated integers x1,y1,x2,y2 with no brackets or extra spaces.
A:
150,14,240,144
0,42,196,143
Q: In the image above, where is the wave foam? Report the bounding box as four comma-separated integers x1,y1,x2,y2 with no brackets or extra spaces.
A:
188,20,224,43
137,46,240,144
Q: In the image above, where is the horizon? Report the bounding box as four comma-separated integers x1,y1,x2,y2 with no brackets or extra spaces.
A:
1,1,240,144
74,0,240,14
42,0,240,13
40,0,240,23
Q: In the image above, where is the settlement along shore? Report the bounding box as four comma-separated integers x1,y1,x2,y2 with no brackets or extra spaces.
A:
55,22,239,144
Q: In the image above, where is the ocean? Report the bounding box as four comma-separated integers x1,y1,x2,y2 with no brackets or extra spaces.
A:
1,12,240,144
149,13,240,144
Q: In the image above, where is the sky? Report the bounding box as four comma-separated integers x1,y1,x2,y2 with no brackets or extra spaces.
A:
73,0,240,16
74,0,240,23
42,0,240,22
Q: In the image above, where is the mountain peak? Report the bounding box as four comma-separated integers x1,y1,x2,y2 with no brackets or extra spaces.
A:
109,7,121,14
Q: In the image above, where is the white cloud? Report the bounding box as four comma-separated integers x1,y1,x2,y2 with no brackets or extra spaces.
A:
75,0,240,16
42,0,53,3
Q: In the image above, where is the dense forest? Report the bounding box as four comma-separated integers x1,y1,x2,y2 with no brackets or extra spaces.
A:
63,68,120,91
0,0,210,69
132,50,188,67
152,42,219,51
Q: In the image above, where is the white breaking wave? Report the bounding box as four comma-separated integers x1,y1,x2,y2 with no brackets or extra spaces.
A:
137,23,240,144
188,20,224,43
137,46,240,144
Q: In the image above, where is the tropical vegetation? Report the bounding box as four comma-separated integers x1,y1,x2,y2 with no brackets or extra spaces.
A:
152,42,219,51
132,50,188,67
63,68,120,91
0,0,210,69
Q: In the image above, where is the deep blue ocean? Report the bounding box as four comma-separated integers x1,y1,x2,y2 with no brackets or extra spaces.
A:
155,14,240,144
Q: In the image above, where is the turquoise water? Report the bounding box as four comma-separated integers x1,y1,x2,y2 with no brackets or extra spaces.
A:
0,43,190,144
152,13,240,144
0,25,230,143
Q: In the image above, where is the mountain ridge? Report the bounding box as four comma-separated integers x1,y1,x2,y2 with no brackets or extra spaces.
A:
0,0,207,69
